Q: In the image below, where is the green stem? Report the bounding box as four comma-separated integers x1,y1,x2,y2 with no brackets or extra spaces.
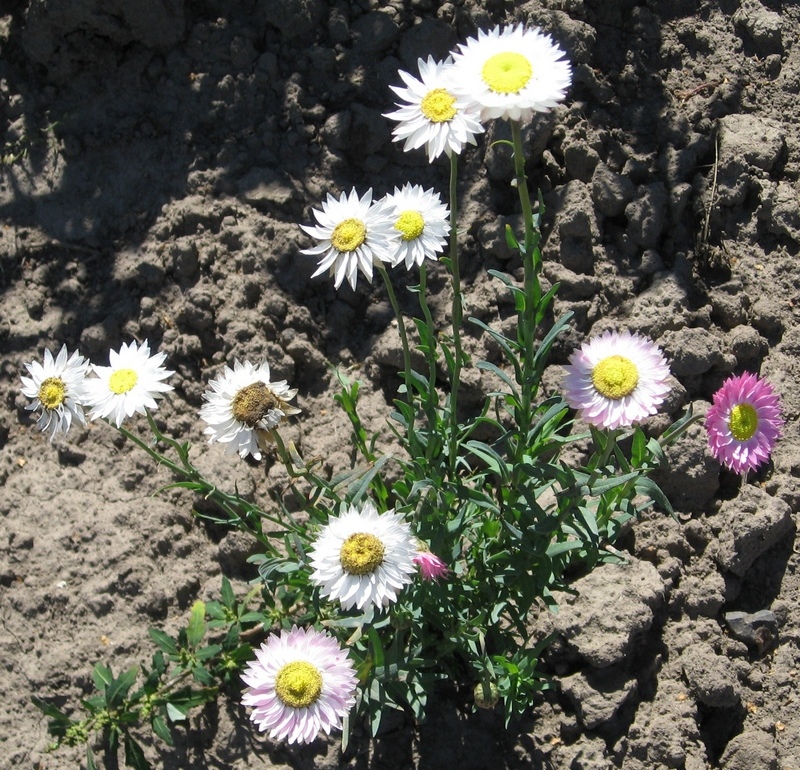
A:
417,263,440,461
592,428,619,478
272,430,337,496
377,263,413,404
447,151,464,474
117,414,283,548
511,120,539,437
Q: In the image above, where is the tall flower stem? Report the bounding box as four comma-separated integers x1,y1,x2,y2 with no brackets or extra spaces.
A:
377,263,413,403
446,151,465,474
417,263,441,461
511,120,541,438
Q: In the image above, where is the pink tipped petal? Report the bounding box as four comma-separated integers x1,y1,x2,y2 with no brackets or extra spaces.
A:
562,330,671,429
412,550,450,581
240,626,358,745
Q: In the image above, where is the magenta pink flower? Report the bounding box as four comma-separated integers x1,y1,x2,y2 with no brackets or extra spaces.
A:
412,549,449,581
706,372,783,475
562,331,671,430
241,626,357,744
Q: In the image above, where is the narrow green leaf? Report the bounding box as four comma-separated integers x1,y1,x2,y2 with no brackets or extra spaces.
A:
148,629,178,656
528,398,569,444
80,695,106,712
151,714,174,746
106,665,139,709
646,436,666,466
368,679,384,736
196,644,223,660
441,343,456,375
222,624,241,649
87,746,97,770
186,600,207,648
464,440,510,482
205,601,225,621
475,360,521,398
124,733,151,770
486,268,515,287
220,576,235,609
631,428,646,465
346,454,391,504
534,281,560,325
92,663,113,692
468,317,523,372
31,697,72,725
367,626,385,669
588,470,640,495
575,505,600,539
167,688,212,709
192,665,214,686
341,711,351,753
504,223,519,250
532,310,574,370
634,476,674,516
658,402,696,447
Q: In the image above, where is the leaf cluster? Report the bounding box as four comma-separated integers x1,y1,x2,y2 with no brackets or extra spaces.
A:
33,579,259,769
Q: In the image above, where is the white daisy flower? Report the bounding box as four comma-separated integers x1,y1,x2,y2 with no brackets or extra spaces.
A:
384,184,450,269
199,359,300,460
241,625,358,745
449,24,572,122
384,56,484,160
20,345,90,440
85,340,173,428
300,188,396,291
309,501,417,611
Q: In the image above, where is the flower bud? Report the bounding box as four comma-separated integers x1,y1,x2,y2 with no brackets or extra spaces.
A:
473,680,500,709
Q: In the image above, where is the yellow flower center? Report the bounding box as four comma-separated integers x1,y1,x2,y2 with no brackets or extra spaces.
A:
729,403,758,441
274,660,323,709
331,218,366,252
231,382,281,427
395,210,425,241
109,369,138,395
38,377,66,409
420,88,457,122
591,355,639,400
482,52,533,94
339,532,384,576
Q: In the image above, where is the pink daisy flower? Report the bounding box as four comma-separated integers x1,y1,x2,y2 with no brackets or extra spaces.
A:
241,626,358,745
706,372,783,475
563,330,671,430
412,548,449,582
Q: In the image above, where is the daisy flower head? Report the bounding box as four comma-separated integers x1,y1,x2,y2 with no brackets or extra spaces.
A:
309,501,417,611
563,330,671,430
449,24,572,122
20,345,90,440
85,340,173,428
706,372,783,476
300,188,396,291
412,543,450,582
384,55,484,161
241,625,358,745
199,359,300,461
384,184,450,269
